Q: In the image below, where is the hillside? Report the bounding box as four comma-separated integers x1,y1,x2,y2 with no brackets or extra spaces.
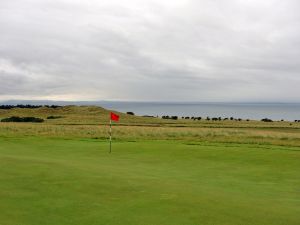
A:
1,105,300,128
1,106,300,147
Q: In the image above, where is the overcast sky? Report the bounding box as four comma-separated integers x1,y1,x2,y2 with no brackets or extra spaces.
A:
0,0,299,102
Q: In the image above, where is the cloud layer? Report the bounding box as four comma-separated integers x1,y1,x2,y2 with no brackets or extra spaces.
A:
1,0,299,101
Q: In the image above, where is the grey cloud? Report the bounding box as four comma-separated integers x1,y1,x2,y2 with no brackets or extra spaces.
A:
0,0,299,101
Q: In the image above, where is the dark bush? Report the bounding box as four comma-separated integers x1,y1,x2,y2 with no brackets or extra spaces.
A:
162,115,178,120
47,116,63,119
1,116,44,123
261,118,273,122
0,105,61,109
126,112,135,115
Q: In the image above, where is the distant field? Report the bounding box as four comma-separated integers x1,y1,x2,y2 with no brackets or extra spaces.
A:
1,105,300,127
1,106,300,147
0,106,300,224
0,138,299,225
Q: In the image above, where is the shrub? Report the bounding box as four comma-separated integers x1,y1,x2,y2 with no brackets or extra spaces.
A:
261,118,273,122
1,116,44,123
0,104,61,109
127,112,135,115
162,115,178,120
47,116,63,119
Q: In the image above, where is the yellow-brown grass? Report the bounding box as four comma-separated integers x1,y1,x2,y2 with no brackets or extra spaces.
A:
1,106,300,147
1,123,300,147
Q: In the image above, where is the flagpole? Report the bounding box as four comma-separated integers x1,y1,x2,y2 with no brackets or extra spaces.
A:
109,119,112,153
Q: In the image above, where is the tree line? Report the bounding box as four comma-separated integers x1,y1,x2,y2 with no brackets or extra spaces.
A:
0,105,61,109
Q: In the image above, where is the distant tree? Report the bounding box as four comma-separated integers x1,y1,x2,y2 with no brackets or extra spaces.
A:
0,105,61,109
171,116,178,120
230,117,234,120
47,116,63,119
1,116,44,123
126,112,135,115
261,118,273,122
185,117,190,119
206,116,210,121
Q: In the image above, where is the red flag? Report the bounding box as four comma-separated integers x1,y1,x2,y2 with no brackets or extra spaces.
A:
110,112,119,122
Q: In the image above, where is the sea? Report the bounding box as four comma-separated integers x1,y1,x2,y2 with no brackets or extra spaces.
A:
2,100,300,121
98,102,300,121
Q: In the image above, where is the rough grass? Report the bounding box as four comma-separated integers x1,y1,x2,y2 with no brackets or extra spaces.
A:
1,106,300,128
1,123,300,147
1,106,300,147
0,138,299,225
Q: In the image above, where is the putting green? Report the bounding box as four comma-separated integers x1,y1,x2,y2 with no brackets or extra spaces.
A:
0,138,299,225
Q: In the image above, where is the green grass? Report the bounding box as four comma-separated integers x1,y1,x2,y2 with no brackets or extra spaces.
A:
0,137,299,225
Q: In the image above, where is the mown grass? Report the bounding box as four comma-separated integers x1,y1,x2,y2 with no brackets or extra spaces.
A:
1,106,300,224
0,138,299,225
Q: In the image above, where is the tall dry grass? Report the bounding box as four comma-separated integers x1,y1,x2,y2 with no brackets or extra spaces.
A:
1,123,300,147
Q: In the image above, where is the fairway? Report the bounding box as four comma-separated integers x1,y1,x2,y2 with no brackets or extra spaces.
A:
0,138,299,225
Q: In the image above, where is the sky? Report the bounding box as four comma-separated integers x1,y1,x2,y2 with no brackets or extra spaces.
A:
0,0,299,102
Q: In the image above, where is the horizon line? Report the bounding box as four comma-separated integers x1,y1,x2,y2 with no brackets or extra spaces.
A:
1,99,300,104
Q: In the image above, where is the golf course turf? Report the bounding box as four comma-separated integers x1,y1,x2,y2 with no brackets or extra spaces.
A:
1,137,299,225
